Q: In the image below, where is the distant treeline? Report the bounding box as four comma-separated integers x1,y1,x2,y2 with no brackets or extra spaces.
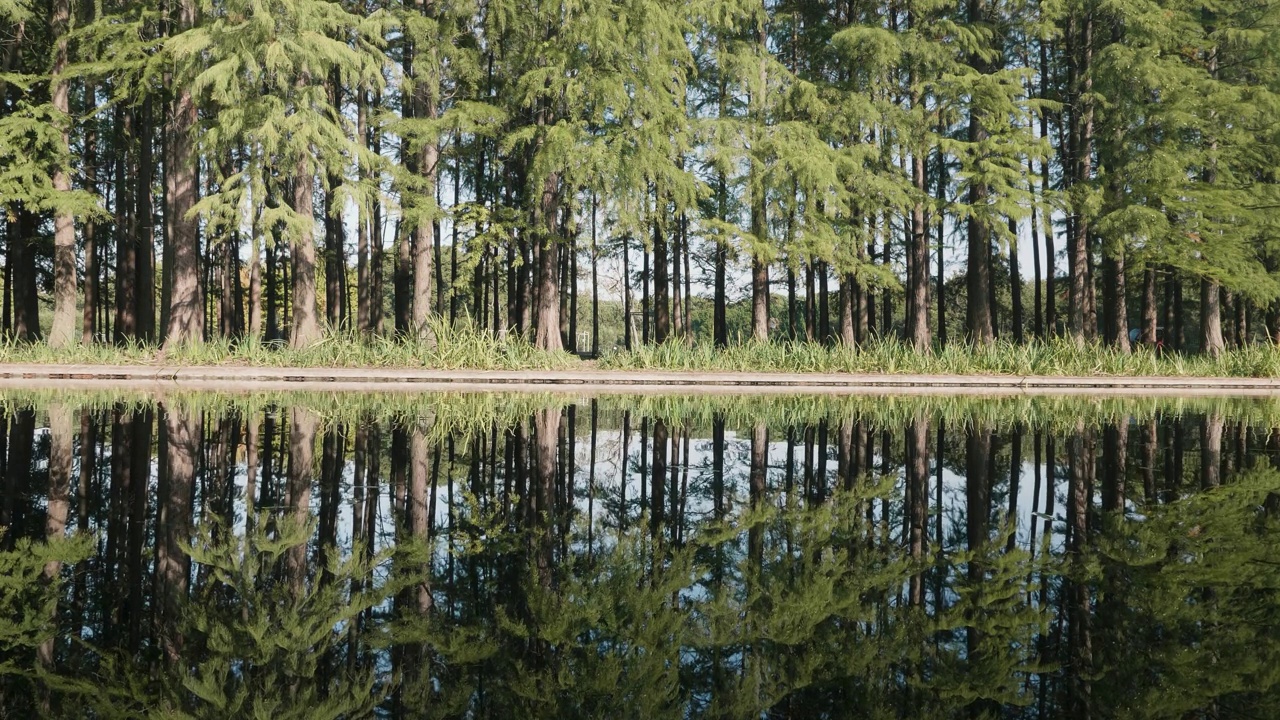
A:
1,0,1277,354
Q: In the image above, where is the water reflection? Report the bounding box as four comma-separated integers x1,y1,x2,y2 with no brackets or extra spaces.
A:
1,393,1278,718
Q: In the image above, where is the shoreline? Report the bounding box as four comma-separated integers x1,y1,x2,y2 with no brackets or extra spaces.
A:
4,363,1280,396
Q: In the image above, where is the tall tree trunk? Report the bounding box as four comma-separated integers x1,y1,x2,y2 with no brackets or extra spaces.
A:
290,157,321,347
325,147,345,330
1041,42,1057,339
966,213,994,344
966,5,995,346
137,101,156,341
1141,266,1157,345
1201,278,1224,357
641,239,649,344
49,0,76,348
839,274,855,346
622,235,632,350
934,203,946,350
749,9,769,343
1067,12,1096,345
1030,159,1043,339
907,140,930,350
410,0,440,344
248,227,263,339
591,193,599,355
165,0,204,346
653,215,669,344
357,96,372,335
1010,218,1024,343
672,215,684,341
1103,245,1129,351
12,210,39,341
533,172,563,352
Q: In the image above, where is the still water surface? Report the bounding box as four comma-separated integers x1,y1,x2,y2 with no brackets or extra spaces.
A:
1,391,1278,718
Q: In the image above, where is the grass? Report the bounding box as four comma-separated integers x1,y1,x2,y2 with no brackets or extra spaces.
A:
4,321,1280,378
0,320,577,371
5,389,1280,438
598,338,1280,378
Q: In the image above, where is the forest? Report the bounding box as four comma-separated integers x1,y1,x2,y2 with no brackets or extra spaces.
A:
1,0,1278,357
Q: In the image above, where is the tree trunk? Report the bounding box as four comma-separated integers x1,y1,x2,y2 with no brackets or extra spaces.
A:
12,210,39,341
49,0,76,348
1067,12,1096,345
116,110,138,344
622,235,632,350
291,162,322,347
356,96,372,335
907,146,930,350
1141,266,1157,345
1030,159,1043,339
840,274,855,346
248,229,263,339
137,101,156,341
653,216,669,344
965,13,995,347
1201,278,1224,357
1041,42,1057,339
410,1,440,344
591,194,599,355
714,226,728,348
751,258,769,341
672,215,684,342
750,16,769,343
1103,246,1129,351
165,0,204,347
641,240,649,344
1010,218,1024,344
325,163,345,330
412,177,437,343
534,174,563,352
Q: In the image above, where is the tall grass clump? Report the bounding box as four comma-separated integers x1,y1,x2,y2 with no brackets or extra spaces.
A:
5,324,1280,377
598,338,1280,378
0,319,576,371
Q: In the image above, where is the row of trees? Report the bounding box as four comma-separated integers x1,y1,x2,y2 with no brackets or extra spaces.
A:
2,0,1278,354
2,397,1278,716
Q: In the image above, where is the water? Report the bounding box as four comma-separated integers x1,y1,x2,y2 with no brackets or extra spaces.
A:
2,391,1279,718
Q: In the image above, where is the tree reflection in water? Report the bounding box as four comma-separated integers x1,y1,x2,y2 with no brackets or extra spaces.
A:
0,392,1277,719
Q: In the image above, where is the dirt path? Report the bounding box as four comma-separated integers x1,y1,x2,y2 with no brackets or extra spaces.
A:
3,364,1280,396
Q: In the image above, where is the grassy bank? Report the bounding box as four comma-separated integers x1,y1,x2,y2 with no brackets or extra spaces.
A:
4,326,1280,377
0,324,577,371
599,339,1280,377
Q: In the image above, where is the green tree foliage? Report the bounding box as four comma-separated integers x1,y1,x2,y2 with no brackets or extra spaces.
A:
0,0,1277,353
